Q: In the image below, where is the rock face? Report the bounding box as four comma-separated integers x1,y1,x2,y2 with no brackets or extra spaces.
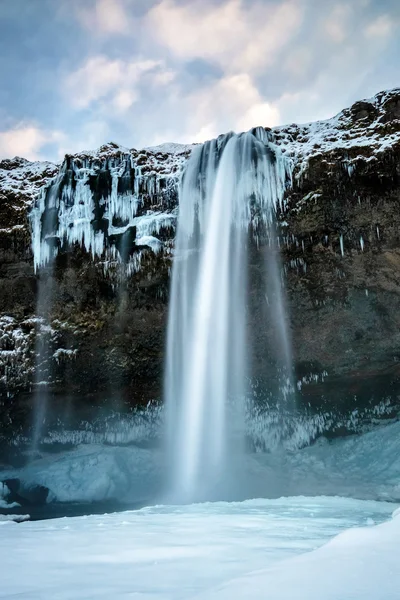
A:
280,89,400,415
0,89,400,442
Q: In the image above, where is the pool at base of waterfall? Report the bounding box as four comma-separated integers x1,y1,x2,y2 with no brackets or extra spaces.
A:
1,420,400,518
0,496,399,600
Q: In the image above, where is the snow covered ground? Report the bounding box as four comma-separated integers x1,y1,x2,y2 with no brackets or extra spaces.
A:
1,418,399,598
0,496,398,599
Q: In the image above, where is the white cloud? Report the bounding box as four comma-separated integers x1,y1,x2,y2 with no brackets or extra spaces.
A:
143,72,281,148
95,0,128,33
323,4,352,43
275,31,393,128
65,55,171,110
8,0,398,161
190,124,219,144
66,56,124,109
0,125,64,161
283,46,313,78
146,0,303,74
237,102,280,132
74,0,130,35
113,89,138,111
56,120,113,158
171,73,281,144
365,15,395,38
0,120,119,162
152,69,176,87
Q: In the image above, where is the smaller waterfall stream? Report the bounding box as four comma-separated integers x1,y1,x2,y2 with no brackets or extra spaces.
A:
165,129,291,502
31,173,63,453
29,153,174,450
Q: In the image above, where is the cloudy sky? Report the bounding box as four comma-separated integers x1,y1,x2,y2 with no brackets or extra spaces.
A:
0,0,399,161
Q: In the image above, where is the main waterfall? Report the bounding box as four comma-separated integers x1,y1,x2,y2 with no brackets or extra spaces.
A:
165,129,291,502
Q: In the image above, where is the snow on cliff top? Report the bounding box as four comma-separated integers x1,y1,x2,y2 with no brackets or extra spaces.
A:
0,157,58,204
0,88,399,204
273,87,400,176
144,141,196,154
0,143,194,206
70,141,194,179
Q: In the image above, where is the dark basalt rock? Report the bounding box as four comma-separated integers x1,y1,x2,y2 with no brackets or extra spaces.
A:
3,478,50,505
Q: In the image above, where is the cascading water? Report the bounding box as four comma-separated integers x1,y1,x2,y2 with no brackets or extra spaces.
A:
30,174,63,454
165,129,291,502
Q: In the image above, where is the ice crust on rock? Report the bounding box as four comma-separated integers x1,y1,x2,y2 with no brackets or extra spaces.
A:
0,316,34,390
0,513,30,523
1,444,163,504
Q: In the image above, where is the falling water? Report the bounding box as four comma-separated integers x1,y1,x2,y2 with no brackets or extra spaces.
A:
165,129,291,502
30,171,64,453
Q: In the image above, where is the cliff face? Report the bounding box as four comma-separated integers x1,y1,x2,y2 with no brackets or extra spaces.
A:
0,89,399,441
281,89,400,414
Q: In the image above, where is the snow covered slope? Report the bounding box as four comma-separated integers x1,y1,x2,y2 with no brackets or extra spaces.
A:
200,503,400,600
0,157,57,205
274,87,400,177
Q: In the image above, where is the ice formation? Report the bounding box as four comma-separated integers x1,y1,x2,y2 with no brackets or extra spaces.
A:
165,129,291,501
30,147,188,273
340,234,345,256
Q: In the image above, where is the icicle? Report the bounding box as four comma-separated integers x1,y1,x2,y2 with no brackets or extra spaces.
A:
339,234,344,257
360,236,364,252
30,151,181,270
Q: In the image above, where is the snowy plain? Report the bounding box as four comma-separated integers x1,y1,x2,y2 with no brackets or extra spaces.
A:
1,497,398,600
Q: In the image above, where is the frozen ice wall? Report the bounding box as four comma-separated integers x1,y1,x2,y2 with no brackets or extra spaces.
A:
30,145,190,274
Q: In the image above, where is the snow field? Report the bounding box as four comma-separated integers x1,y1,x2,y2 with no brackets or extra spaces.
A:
0,497,397,600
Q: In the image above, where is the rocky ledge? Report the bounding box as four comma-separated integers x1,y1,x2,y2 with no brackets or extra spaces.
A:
0,88,399,443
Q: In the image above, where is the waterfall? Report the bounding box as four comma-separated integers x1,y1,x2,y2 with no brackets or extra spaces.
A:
165,129,291,502
30,174,62,453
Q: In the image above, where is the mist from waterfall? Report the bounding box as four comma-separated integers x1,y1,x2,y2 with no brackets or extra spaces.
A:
165,129,291,502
